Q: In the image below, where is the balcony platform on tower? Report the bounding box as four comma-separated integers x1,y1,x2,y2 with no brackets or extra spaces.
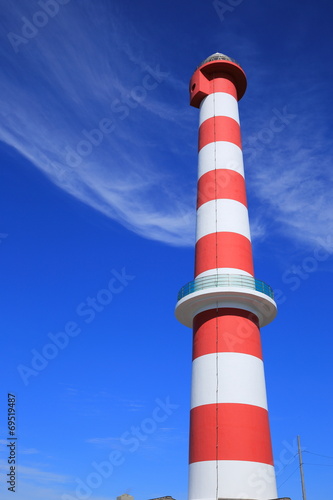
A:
175,274,277,328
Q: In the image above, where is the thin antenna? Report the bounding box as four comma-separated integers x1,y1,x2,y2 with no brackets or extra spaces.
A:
297,435,307,500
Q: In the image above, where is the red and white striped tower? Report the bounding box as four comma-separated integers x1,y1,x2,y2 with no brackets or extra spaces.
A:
175,54,281,500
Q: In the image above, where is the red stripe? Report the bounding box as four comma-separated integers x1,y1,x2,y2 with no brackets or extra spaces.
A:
199,116,241,151
190,68,244,107
195,232,254,277
189,403,273,465
192,308,262,360
212,78,237,99
197,169,247,209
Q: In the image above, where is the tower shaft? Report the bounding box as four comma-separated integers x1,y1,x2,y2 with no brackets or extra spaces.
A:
195,74,253,279
176,54,279,500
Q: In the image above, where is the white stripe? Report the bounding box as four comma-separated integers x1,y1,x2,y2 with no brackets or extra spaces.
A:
199,92,240,126
189,460,277,500
198,141,244,179
196,199,251,242
196,268,253,279
191,353,268,410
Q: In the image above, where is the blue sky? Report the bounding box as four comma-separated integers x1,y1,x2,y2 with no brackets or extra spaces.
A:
1,1,333,499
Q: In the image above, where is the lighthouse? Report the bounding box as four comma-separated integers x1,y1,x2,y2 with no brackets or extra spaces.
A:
175,53,285,500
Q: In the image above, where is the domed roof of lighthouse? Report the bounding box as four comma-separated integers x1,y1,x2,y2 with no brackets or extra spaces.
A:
198,52,241,69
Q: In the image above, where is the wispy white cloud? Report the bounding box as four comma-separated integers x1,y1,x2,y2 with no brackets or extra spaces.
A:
247,119,333,253
19,464,70,483
86,436,125,449
86,425,181,452
0,1,195,246
20,448,40,455
0,458,73,499
0,458,69,482
0,468,112,500
0,440,39,455
1,2,331,253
